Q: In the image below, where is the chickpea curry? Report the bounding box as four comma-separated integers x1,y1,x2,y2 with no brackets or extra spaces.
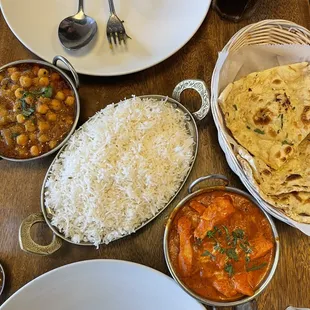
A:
168,190,275,302
0,64,76,159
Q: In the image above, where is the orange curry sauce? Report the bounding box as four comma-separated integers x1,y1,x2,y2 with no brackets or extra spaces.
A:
168,190,275,302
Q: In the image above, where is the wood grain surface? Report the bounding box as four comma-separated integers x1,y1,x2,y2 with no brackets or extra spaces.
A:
0,1,310,309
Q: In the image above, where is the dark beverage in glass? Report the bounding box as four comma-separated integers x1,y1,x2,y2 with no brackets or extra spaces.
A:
213,0,260,22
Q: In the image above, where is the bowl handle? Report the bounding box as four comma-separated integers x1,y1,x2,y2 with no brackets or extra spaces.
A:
210,299,258,310
19,213,62,255
172,79,210,121
233,300,258,310
52,55,80,89
188,174,229,193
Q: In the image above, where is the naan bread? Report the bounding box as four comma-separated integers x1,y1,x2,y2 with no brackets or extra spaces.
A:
250,136,310,195
237,154,310,223
265,192,310,224
219,62,310,170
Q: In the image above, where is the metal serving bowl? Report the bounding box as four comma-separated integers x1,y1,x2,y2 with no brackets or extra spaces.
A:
18,79,210,255
0,55,80,162
163,174,280,310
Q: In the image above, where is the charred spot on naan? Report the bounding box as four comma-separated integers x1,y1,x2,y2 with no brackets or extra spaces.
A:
275,93,291,111
272,79,282,85
301,106,310,125
253,108,273,125
286,174,302,182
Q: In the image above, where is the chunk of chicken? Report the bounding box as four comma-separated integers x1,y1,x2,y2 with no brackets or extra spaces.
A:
189,200,206,215
215,252,227,270
177,216,193,277
249,235,274,260
212,273,237,298
194,196,235,240
201,196,235,221
194,216,214,240
199,262,215,279
232,272,254,296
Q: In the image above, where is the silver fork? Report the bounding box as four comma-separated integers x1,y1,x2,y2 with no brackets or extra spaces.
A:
106,0,130,47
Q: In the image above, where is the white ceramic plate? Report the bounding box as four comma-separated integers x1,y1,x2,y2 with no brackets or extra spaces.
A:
0,0,211,76
0,260,204,310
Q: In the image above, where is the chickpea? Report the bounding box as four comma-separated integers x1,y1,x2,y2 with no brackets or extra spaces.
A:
29,133,36,141
16,134,28,146
65,116,73,125
5,90,13,97
6,114,16,123
24,120,36,132
0,109,8,117
38,134,49,143
50,99,61,111
36,103,49,114
0,75,4,82
17,148,27,157
32,77,39,86
51,72,60,81
38,96,50,104
49,140,57,149
63,89,72,97
16,114,26,123
39,77,49,86
38,121,50,131
1,78,9,86
38,68,49,78
46,112,57,122
55,91,65,101
30,145,39,156
20,76,32,88
32,65,40,76
14,88,24,99
25,95,34,105
11,84,19,92
7,67,17,74
65,96,75,106
0,116,8,126
13,102,21,112
11,71,21,82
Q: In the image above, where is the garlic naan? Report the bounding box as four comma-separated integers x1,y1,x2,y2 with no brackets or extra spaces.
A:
220,62,310,170
265,192,310,224
251,136,310,195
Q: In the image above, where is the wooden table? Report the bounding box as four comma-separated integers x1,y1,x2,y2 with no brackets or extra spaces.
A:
0,1,310,309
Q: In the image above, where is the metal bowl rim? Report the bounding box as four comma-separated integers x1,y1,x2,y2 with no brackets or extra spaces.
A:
163,185,280,307
0,58,80,162
0,263,5,296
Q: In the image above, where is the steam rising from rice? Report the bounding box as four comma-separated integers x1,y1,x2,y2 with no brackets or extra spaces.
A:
44,97,195,246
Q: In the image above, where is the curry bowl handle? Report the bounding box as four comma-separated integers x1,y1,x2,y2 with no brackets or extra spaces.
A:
19,213,62,255
233,300,258,310
188,174,229,194
211,300,258,310
172,79,210,121
52,55,80,89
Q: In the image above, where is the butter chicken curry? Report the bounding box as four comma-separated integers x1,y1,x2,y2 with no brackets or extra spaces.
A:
0,64,75,159
168,190,275,301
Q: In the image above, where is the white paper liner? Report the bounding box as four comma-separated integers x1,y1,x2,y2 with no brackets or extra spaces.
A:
211,44,310,236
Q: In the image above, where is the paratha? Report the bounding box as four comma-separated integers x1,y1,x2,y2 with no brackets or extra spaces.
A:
219,62,310,170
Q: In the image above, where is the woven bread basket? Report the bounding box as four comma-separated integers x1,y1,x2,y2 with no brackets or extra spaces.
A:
211,19,310,235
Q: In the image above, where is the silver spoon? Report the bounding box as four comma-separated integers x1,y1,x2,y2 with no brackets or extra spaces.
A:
0,263,5,296
58,0,97,50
